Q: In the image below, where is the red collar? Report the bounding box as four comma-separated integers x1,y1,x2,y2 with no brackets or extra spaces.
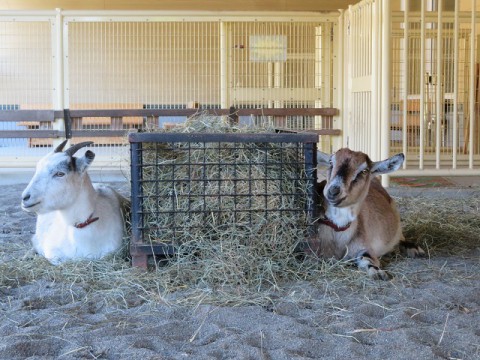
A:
318,217,351,232
74,214,99,229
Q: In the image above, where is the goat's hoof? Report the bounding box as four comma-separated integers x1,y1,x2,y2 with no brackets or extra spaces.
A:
400,241,426,258
367,267,391,281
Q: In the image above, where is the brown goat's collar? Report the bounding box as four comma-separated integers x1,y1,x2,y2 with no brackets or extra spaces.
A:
74,214,99,229
318,217,351,232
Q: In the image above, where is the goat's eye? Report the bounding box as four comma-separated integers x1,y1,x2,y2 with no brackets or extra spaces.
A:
54,171,65,178
353,169,368,183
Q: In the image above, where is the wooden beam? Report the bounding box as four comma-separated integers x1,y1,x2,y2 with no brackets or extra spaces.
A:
0,130,61,138
71,130,128,137
0,110,55,122
128,131,320,144
68,107,339,118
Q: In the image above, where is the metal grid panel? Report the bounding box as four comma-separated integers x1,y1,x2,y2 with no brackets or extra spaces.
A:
227,21,333,131
129,132,317,265
0,13,338,168
67,21,221,160
0,20,53,155
66,19,335,159
391,1,480,171
68,21,220,108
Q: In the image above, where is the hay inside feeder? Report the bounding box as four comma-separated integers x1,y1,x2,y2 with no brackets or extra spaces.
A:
133,113,315,289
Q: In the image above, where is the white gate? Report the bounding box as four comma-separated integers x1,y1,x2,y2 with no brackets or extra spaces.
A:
343,0,480,178
391,0,480,175
343,0,379,157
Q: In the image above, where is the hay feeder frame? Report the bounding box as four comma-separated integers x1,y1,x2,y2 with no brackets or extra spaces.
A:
129,131,319,268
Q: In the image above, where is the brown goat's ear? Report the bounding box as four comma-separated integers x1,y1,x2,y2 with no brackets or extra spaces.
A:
317,151,331,166
371,153,404,175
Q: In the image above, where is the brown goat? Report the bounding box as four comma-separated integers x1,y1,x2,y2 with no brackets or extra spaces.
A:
309,148,424,279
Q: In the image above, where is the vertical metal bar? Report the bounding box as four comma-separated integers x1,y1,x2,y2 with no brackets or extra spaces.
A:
158,22,162,108
171,141,176,240
268,61,273,109
315,25,322,108
361,3,365,80
402,0,409,168
419,0,426,170
53,8,65,147
333,14,344,151
220,21,228,108
381,0,391,186
342,9,350,149
169,21,172,108
346,5,353,149
304,141,318,236
351,7,359,78
130,140,146,267
372,0,379,160
469,0,476,168
452,0,459,168
435,0,443,169
63,109,72,139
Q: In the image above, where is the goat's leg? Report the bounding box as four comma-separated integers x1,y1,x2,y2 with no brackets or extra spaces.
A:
355,251,390,281
399,240,425,258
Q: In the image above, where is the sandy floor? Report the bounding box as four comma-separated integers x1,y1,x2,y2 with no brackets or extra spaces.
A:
0,183,479,359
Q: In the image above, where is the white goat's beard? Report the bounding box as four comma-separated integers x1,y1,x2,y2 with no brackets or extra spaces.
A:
22,201,58,215
21,202,40,213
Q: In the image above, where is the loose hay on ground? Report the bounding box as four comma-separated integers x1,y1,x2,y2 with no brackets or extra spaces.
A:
396,195,480,256
2,113,479,308
1,192,479,308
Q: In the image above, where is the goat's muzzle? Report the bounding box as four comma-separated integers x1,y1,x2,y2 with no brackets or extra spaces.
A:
21,193,40,212
326,185,345,206
327,185,341,197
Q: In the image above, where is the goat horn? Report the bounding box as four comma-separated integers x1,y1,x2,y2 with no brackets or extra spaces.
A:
54,139,69,153
64,141,94,157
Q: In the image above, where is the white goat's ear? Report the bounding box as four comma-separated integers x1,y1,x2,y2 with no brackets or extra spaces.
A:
371,153,404,175
316,151,331,166
75,150,95,173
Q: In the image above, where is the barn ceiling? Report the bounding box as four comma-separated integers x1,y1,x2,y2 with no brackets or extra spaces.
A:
0,0,360,12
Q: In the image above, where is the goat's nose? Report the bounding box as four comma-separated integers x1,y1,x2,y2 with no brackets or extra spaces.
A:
22,193,30,202
328,186,341,197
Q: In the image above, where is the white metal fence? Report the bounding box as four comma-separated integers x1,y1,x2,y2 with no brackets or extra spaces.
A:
2,3,480,178
390,0,480,175
0,17,54,162
0,10,339,168
342,0,480,177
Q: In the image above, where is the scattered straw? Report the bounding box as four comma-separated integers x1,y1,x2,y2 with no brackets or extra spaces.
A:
2,187,479,308
1,115,479,308
396,195,480,256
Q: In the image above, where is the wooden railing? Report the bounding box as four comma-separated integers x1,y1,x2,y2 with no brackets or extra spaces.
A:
0,107,340,141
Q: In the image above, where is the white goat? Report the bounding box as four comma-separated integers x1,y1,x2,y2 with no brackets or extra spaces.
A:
21,140,127,264
310,148,424,279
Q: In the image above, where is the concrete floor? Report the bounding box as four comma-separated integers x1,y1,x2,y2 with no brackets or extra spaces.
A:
445,176,480,187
